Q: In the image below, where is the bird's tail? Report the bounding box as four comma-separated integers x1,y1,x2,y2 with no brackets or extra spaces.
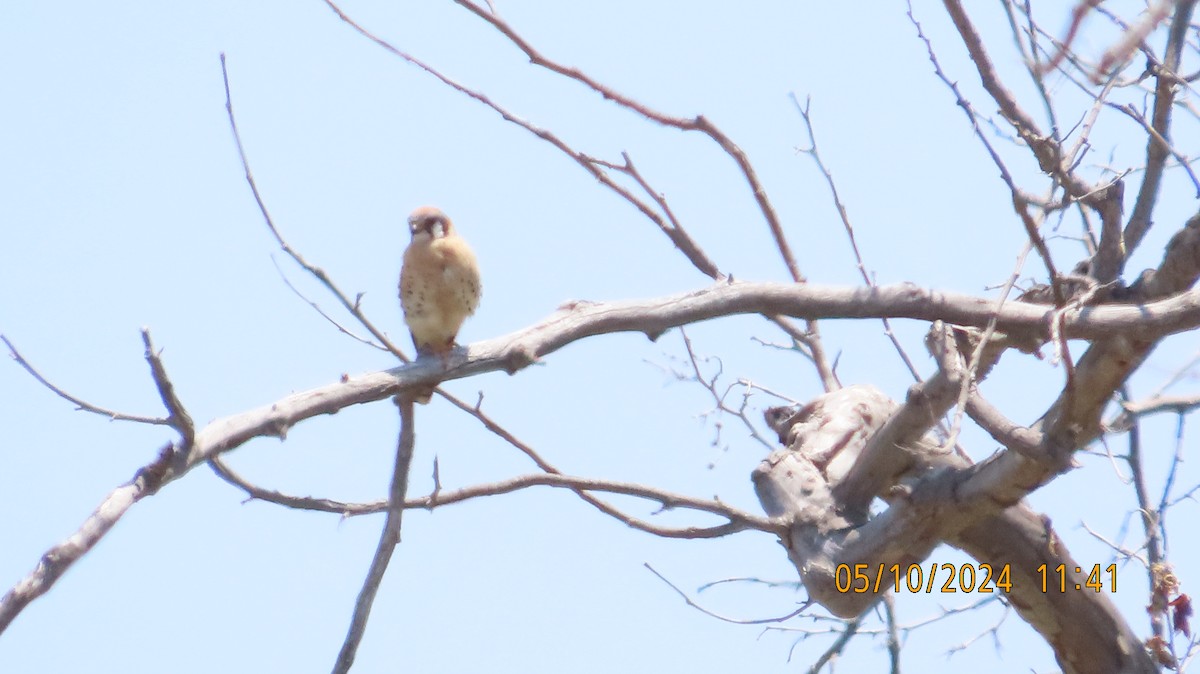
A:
412,385,435,405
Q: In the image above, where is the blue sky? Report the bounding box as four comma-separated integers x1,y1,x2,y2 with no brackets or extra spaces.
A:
2,1,1197,672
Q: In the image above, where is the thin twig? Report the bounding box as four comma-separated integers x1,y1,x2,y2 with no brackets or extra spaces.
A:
1157,412,1188,549
941,0,1091,199
220,53,409,362
140,328,195,447
789,93,923,383
208,456,377,515
805,615,863,672
1006,0,1063,147
589,152,723,281
1123,400,1166,640
677,328,775,451
733,379,799,405
943,242,1033,454
644,563,808,625
1109,101,1200,198
210,453,781,538
449,0,803,283
433,383,773,537
908,3,1067,301
318,2,724,281
941,601,1011,657
321,1,838,390
1,334,169,426
269,255,387,351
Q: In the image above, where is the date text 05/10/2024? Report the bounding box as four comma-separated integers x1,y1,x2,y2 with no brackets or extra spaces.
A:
834,563,1118,594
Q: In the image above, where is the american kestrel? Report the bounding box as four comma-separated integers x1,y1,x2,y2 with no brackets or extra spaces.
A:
399,206,481,403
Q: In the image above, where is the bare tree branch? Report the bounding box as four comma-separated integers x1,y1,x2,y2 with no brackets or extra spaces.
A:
208,456,377,515
222,46,700,522
140,328,194,447
941,0,1092,199
882,595,901,674
1123,405,1168,640
674,328,776,451
908,3,1067,300
645,563,808,625
964,391,1045,457
1,334,169,426
805,614,862,673
210,456,782,539
220,53,409,364
318,1,841,392
1121,393,1200,418
13,264,1200,632
318,0,833,398
7,3,1200,669
268,254,389,352
0,443,176,633
1109,101,1200,199
789,93,923,384
760,384,1157,672
331,397,417,674
1124,0,1200,257
317,2,726,283
1034,0,1102,75
447,0,803,284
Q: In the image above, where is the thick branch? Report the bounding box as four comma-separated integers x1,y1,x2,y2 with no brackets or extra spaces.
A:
782,211,1199,665
184,279,1200,467
7,270,1200,632
759,386,1156,673
831,325,1028,516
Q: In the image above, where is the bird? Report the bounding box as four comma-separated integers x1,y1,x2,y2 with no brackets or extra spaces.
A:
399,206,482,403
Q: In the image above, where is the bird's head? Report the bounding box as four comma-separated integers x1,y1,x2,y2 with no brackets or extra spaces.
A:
408,206,454,240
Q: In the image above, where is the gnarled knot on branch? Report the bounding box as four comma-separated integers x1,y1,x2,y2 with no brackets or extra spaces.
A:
750,375,1155,674
752,384,950,616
